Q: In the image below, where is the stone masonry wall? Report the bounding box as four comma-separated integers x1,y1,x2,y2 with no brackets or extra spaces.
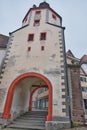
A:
68,65,85,123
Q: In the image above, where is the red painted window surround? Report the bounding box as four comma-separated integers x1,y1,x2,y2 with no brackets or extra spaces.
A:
34,20,40,26
52,14,56,20
40,32,46,40
35,11,41,14
41,46,45,51
28,47,31,51
28,34,34,41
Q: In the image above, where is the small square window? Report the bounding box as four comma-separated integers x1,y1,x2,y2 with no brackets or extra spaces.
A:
80,77,86,82
40,32,46,40
28,47,31,51
34,20,40,26
28,34,34,41
41,46,44,51
52,14,56,20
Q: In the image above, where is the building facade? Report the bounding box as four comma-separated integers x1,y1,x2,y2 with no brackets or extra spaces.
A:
0,34,8,72
80,55,87,121
66,50,85,124
0,2,70,130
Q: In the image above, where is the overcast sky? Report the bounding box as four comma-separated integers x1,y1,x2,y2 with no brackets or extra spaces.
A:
0,0,87,58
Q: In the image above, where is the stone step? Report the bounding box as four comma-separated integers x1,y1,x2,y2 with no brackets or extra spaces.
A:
14,119,45,123
25,112,47,116
27,111,47,113
11,121,45,126
24,113,47,116
8,124,45,130
22,115,46,118
7,111,47,130
18,117,46,120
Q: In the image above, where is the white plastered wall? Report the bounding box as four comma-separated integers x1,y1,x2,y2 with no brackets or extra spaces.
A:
0,8,66,117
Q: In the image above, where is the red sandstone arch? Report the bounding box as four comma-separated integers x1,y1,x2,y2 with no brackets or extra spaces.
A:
2,72,52,121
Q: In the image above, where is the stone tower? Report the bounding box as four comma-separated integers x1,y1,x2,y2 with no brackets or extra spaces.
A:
0,2,70,129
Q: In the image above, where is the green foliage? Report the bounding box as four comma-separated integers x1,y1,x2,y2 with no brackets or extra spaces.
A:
73,122,83,127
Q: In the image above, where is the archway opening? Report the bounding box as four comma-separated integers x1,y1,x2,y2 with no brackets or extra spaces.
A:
2,72,52,121
29,86,48,112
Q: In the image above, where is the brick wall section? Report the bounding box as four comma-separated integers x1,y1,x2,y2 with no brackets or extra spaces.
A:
68,64,85,123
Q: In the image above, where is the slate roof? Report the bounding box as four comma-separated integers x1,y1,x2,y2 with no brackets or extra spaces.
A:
80,55,87,65
80,67,86,75
0,34,9,48
66,50,75,58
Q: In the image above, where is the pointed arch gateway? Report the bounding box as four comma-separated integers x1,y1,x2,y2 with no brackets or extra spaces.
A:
2,72,52,121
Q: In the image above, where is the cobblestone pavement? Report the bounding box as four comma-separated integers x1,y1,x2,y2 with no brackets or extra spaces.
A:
1,127,87,130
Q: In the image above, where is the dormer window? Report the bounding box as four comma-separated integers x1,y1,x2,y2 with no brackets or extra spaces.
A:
34,20,40,26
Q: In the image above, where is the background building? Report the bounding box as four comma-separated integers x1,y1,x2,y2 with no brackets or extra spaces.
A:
0,34,8,71
66,50,85,124
33,87,48,110
80,55,87,121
